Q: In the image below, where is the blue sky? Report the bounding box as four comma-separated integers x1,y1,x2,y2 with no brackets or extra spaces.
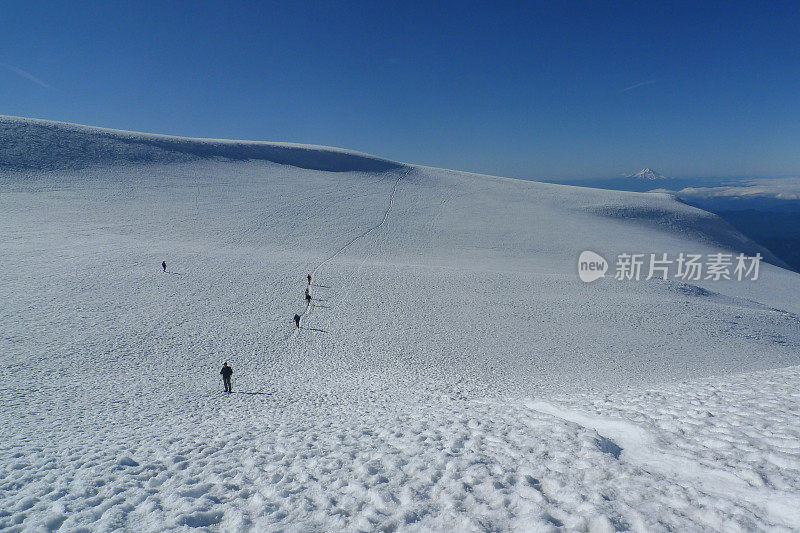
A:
1,1,798,179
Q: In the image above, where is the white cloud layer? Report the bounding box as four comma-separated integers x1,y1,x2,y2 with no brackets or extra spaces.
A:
652,178,800,200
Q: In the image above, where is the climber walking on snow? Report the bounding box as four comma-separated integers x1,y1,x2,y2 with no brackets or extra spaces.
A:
220,362,233,393
305,288,312,305
162,260,167,272
307,273,312,285
294,314,301,328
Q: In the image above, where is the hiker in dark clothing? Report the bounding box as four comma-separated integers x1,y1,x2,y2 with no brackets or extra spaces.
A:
162,261,167,272
294,314,301,328
220,362,233,393
307,273,312,285
305,288,311,304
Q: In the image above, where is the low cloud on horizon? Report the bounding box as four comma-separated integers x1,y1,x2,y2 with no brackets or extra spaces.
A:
652,177,800,200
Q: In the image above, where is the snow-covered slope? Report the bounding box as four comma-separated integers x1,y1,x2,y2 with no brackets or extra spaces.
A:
2,116,799,530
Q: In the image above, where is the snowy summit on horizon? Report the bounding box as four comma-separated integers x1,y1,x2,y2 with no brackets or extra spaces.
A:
2,116,800,531
625,167,669,180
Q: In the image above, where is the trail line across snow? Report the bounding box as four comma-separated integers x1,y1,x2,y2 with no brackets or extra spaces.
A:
528,400,800,529
213,163,406,505
295,168,407,331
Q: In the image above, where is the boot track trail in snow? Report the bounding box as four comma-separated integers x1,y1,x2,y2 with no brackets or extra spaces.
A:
294,168,407,333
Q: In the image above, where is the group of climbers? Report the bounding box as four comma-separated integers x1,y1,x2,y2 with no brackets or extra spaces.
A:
162,261,320,394
294,273,314,328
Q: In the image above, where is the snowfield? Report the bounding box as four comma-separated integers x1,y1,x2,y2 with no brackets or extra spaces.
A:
1,116,799,531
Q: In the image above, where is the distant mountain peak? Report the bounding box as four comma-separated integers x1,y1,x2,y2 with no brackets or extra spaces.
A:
625,168,668,180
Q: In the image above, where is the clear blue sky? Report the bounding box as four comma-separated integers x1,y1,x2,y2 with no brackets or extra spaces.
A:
1,1,798,179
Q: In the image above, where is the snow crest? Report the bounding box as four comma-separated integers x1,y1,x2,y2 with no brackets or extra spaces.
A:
0,115,403,172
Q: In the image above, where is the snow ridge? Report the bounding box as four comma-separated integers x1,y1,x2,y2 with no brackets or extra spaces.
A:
0,115,403,173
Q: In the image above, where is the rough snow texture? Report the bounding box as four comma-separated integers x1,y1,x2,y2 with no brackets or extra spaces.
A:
1,116,799,531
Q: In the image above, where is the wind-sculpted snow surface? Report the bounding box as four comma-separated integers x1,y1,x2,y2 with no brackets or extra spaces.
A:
2,117,800,530
3,368,799,531
0,115,402,172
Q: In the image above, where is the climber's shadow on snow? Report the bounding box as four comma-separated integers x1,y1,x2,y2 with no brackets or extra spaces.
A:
301,326,328,333
167,271,183,276
312,284,331,289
